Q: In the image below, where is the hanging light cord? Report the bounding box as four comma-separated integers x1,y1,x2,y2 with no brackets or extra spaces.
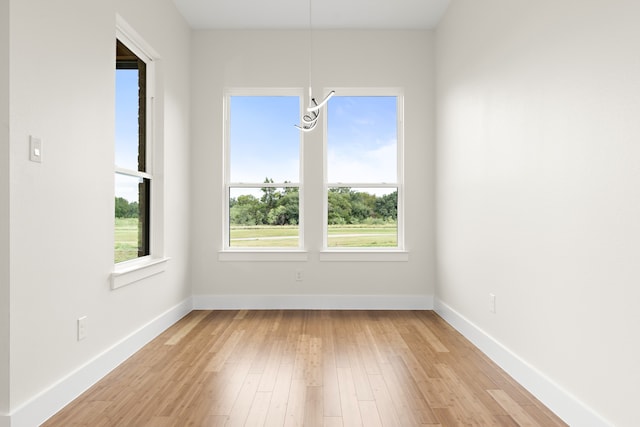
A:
295,0,335,132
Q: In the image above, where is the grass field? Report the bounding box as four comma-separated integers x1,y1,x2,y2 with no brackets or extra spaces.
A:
115,221,398,261
229,224,397,248
115,217,139,263
327,224,397,247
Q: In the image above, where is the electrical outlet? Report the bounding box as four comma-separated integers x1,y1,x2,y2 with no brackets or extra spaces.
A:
489,294,496,314
77,316,88,341
295,270,303,282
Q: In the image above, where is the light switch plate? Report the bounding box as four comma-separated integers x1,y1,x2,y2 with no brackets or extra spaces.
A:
29,136,42,163
77,316,87,341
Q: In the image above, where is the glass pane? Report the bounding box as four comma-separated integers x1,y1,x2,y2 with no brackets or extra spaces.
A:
115,174,150,262
229,96,300,183
327,96,397,183
229,187,299,248
327,187,397,248
115,68,141,171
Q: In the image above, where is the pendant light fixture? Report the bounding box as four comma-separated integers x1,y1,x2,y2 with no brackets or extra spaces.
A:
295,0,335,132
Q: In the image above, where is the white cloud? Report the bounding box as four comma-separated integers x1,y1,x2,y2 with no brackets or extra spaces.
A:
328,140,397,183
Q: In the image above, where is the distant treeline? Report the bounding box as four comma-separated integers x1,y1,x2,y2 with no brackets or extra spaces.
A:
115,197,139,218
231,179,397,226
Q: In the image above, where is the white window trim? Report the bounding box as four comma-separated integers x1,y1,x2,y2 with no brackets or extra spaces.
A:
112,15,168,289
221,88,305,257
322,87,406,255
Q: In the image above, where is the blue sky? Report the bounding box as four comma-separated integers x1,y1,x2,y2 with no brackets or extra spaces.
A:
115,69,139,171
229,95,398,185
115,69,142,202
327,96,397,184
116,91,399,202
230,96,300,183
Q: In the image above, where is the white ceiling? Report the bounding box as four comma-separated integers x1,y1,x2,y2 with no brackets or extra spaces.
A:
172,0,451,30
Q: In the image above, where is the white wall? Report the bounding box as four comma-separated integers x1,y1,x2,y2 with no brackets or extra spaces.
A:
436,1,640,426
190,30,436,304
0,0,9,418
7,0,191,415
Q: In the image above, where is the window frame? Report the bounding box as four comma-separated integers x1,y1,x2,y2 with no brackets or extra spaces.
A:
322,88,406,255
112,16,168,288
115,39,151,262
221,88,306,255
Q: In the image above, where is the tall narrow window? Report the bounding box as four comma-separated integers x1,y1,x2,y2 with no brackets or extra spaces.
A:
115,39,151,263
325,93,403,249
224,92,302,249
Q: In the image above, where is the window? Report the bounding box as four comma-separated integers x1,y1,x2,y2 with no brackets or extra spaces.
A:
325,92,403,249
224,91,302,249
115,39,151,263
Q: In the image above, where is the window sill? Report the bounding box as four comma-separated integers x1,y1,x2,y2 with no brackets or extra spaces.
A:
320,250,409,262
218,250,309,262
111,257,169,289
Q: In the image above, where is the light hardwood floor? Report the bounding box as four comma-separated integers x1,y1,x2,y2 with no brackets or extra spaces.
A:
44,310,567,426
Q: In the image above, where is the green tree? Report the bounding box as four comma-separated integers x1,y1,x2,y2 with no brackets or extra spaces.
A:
375,191,397,220
115,197,139,218
260,178,279,212
349,191,375,223
328,188,352,224
230,194,264,225
267,205,288,225
278,189,299,225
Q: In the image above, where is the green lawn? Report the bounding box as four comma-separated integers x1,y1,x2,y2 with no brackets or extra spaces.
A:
230,225,299,248
229,224,397,248
326,224,397,247
115,217,139,263
116,221,398,259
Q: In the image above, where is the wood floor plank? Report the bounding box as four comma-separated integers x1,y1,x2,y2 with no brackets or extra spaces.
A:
388,354,440,424
368,373,401,426
323,416,343,427
346,339,375,401
264,363,294,426
164,310,209,346
43,310,567,427
359,400,383,427
303,386,324,427
209,361,252,416
226,373,263,426
435,363,499,425
488,389,541,427
336,366,364,426
244,391,272,426
284,379,306,426
258,338,286,392
205,329,245,372
378,361,423,426
321,312,342,418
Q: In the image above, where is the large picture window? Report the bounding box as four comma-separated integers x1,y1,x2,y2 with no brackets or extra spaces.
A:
325,92,403,249
115,39,151,263
224,92,302,249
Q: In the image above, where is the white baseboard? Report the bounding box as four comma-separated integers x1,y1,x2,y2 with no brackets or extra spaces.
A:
193,294,433,310
8,298,193,427
434,299,612,427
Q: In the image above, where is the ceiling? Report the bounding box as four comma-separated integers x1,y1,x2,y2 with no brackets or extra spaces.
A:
172,0,451,30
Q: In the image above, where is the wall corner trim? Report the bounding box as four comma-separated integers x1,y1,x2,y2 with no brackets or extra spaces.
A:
8,298,193,427
434,299,612,427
